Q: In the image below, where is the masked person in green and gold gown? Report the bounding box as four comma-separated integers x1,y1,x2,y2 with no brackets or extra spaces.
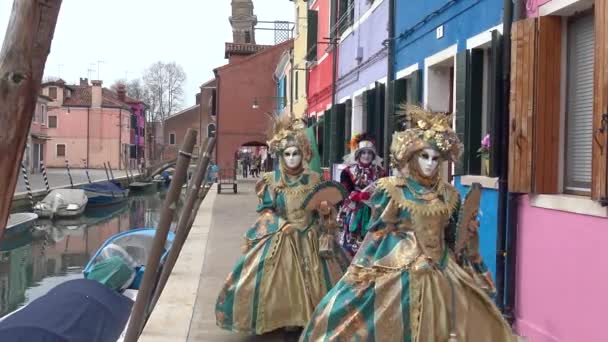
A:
215,114,350,335
300,106,516,342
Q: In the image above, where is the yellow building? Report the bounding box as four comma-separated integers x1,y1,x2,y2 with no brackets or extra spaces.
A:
290,0,308,118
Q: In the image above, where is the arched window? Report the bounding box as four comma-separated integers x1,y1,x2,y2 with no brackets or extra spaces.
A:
207,123,216,138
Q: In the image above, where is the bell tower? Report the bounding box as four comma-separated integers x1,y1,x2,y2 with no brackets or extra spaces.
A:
229,0,257,44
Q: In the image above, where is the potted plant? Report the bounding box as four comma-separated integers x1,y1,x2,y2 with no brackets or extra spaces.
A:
477,134,491,175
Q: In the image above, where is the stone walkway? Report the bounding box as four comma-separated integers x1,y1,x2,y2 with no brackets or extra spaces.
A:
14,168,138,195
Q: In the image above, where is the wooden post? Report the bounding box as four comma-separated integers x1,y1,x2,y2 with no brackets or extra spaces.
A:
0,0,62,241
146,138,216,317
103,162,111,181
123,129,197,342
107,161,115,180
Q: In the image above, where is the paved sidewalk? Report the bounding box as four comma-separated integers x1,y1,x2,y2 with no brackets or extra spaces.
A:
187,180,296,342
14,168,138,195
141,180,297,342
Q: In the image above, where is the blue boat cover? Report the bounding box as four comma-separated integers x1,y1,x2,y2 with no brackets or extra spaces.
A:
0,279,133,342
82,181,127,195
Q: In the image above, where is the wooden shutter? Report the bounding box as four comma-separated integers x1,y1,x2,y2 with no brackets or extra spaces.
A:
509,17,561,193
307,10,318,61
489,30,503,177
534,16,561,194
344,99,352,154
593,1,608,204
509,19,537,193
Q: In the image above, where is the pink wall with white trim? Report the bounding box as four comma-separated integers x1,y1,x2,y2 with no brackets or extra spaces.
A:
515,196,608,342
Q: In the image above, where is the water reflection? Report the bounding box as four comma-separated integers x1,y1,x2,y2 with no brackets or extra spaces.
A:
0,191,174,318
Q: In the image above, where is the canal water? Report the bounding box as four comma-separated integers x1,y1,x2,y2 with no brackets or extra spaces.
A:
0,189,179,318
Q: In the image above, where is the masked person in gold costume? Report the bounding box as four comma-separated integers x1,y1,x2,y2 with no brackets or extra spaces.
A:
215,114,350,335
300,106,517,342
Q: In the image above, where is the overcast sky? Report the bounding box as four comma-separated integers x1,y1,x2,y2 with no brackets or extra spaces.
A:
0,0,293,107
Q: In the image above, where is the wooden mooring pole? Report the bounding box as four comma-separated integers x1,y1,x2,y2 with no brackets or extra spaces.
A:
20,162,34,210
64,160,73,188
123,129,198,342
0,0,63,241
40,161,51,192
146,138,216,318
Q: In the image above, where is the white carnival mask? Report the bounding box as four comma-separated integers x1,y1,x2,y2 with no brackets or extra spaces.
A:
359,150,374,165
282,146,302,170
416,148,440,177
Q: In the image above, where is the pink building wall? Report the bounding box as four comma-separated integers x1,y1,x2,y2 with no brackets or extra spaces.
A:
45,107,131,169
515,2,608,341
526,0,553,17
515,196,608,342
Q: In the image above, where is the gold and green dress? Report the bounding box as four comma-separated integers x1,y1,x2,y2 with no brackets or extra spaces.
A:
301,176,516,342
216,170,351,335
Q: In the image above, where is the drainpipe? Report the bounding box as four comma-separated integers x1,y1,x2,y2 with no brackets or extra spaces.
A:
329,0,339,166
384,0,396,170
87,107,90,167
119,109,122,170
496,0,515,320
290,50,295,115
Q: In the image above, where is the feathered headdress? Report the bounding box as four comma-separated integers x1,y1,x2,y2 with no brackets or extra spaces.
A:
391,104,463,165
266,113,312,163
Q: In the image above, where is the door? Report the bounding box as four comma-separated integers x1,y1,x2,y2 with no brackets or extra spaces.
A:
33,143,41,173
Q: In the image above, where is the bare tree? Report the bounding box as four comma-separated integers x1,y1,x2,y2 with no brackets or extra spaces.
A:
142,61,186,124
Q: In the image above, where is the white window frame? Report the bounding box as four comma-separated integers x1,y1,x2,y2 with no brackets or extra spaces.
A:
529,0,605,217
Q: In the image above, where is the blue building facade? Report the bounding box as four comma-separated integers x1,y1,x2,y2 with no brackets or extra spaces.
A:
393,0,505,278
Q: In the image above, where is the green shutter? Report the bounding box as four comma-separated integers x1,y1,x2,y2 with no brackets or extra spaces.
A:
393,78,407,131
407,70,423,106
365,88,376,137
375,83,386,157
344,99,353,154
455,50,484,176
323,110,331,166
467,49,484,176
307,10,318,61
454,51,469,175
489,30,503,177
332,103,346,163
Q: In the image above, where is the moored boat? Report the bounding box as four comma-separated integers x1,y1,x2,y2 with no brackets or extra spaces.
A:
83,228,175,290
6,213,38,236
34,189,88,219
81,181,129,207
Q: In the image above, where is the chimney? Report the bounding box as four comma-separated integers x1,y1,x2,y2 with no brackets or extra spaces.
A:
91,80,102,108
195,93,201,105
80,78,89,86
117,84,126,102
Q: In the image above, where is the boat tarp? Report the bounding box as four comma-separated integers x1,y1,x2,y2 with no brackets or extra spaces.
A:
40,189,87,206
0,279,133,342
82,181,126,195
85,255,136,291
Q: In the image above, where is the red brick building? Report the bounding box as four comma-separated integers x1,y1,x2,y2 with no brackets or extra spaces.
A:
213,0,293,170
163,79,217,160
